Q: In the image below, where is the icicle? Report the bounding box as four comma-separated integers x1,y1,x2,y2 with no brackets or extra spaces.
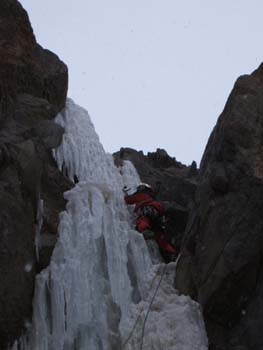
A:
35,197,44,262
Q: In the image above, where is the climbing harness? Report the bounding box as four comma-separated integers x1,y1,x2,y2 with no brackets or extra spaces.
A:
121,264,167,349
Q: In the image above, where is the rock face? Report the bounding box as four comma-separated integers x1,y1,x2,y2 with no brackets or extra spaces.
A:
0,1,72,348
176,64,263,349
114,148,198,251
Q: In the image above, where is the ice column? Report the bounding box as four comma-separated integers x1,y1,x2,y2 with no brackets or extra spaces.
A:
17,98,208,350
18,99,151,350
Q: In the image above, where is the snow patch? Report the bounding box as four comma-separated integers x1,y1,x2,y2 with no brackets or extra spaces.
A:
24,263,33,273
35,198,44,262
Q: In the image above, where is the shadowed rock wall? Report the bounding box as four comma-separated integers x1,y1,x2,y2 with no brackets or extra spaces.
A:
176,64,263,350
0,1,72,348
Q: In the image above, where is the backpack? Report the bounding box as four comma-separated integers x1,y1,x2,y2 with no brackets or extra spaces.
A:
141,206,166,230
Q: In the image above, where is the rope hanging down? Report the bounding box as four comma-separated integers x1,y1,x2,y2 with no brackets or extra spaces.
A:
121,264,167,349
121,265,161,349
140,264,167,350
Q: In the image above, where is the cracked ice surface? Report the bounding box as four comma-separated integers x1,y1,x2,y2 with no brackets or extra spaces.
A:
17,99,207,350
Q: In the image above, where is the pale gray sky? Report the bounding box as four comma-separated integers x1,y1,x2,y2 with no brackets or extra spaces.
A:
21,0,263,165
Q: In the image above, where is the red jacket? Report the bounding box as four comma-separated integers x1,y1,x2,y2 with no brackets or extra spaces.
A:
124,192,164,216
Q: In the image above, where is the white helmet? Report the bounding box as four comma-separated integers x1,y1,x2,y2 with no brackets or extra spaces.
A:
136,183,152,193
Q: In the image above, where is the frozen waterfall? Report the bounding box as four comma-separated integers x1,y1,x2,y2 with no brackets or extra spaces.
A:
15,99,208,350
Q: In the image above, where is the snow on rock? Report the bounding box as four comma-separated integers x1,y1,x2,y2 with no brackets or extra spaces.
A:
17,98,207,350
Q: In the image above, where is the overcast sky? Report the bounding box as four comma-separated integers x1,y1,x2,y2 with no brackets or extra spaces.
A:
21,0,263,165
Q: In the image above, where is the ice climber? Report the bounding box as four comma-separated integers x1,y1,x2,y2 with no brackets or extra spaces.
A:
123,183,176,257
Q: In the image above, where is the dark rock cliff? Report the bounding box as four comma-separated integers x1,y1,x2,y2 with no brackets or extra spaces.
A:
0,1,72,348
176,64,263,349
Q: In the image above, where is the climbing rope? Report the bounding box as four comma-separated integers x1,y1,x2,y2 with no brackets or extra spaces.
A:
121,264,167,349
120,265,161,349
139,264,167,350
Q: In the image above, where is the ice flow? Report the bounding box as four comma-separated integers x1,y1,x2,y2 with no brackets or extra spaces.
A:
15,99,207,350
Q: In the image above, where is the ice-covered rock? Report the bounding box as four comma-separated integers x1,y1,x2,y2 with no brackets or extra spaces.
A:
16,99,207,350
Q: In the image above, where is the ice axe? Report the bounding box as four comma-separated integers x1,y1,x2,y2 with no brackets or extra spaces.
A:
122,186,131,195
